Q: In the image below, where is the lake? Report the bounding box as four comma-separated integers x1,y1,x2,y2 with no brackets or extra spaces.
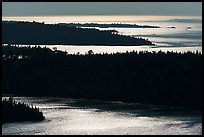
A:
2,97,202,135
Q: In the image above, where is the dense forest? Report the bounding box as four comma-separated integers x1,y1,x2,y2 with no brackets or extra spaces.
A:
2,97,45,123
2,21,153,46
2,45,202,110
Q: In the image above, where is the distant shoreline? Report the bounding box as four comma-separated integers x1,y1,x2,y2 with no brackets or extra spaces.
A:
58,23,161,28
2,21,154,46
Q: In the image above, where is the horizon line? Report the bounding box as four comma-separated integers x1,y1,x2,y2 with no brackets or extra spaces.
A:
2,14,202,17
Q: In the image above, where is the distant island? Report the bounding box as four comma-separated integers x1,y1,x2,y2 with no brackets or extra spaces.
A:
2,97,45,123
167,26,176,29
58,23,161,28
2,21,154,46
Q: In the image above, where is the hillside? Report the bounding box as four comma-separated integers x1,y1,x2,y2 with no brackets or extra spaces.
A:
2,45,202,109
2,21,153,46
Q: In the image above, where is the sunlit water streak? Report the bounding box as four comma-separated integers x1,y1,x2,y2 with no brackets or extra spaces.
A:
2,15,201,24
2,15,202,53
2,97,202,135
6,44,201,55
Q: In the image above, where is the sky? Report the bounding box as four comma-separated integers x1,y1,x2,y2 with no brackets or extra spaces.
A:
2,2,202,17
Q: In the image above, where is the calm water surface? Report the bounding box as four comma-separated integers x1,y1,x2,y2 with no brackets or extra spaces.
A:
2,97,202,135
2,15,202,54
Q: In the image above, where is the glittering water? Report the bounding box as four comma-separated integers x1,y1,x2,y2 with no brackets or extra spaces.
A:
2,16,202,134
2,15,202,54
2,97,202,135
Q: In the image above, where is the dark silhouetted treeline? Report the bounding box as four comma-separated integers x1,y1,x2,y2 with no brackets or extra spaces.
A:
2,96,45,123
2,21,153,46
58,23,160,28
2,46,202,110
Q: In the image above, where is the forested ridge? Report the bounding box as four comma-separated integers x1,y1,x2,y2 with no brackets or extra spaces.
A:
58,23,160,28
2,46,202,110
2,21,153,46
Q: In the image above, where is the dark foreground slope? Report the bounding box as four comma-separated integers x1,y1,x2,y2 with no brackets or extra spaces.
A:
2,46,202,110
2,21,153,46
2,97,45,123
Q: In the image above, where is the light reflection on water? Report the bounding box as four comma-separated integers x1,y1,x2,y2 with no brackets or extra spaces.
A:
2,15,201,24
2,97,202,135
47,45,202,54
2,16,202,134
2,15,202,54
8,45,202,55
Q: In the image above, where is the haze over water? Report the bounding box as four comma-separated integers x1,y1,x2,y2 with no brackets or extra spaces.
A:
2,15,202,54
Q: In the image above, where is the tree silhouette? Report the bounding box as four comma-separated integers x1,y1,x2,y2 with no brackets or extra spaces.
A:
2,45,202,110
87,50,94,55
2,97,45,123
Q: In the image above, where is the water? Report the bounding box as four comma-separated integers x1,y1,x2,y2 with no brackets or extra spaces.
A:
2,15,202,54
2,16,202,134
2,97,202,135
